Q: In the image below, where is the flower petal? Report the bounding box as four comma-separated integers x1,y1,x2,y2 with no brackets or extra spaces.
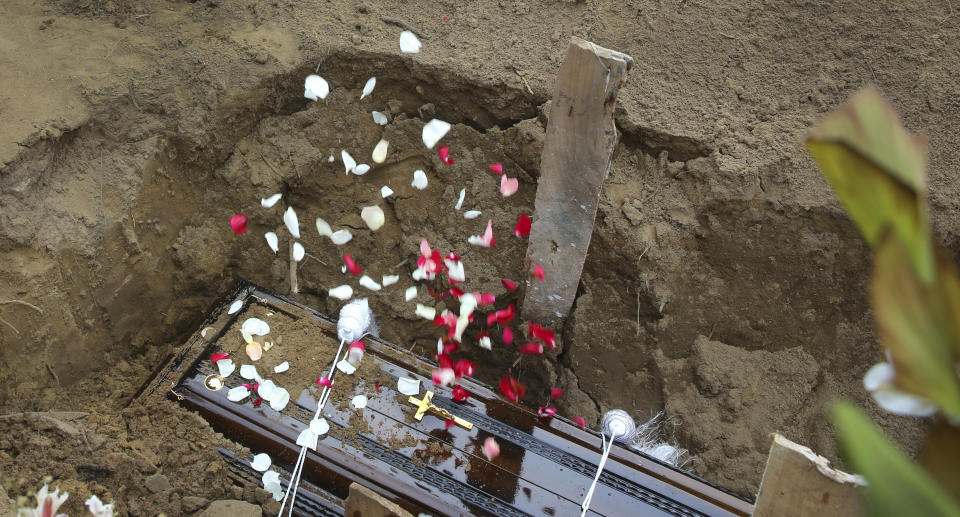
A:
455,188,465,210
264,232,279,253
431,367,455,386
452,385,470,402
227,385,249,401
381,185,394,198
397,377,421,395
361,205,385,231
296,427,319,451
488,163,503,175
405,286,418,302
230,214,248,235
336,359,357,375
478,336,492,349
572,416,586,430
551,388,564,399
331,229,353,245
514,214,531,237
352,394,368,409
501,279,517,291
372,111,388,125
519,342,544,355
261,193,282,208
864,362,896,392
416,304,436,320
483,437,500,460
412,169,429,190
437,145,454,164
422,119,451,149
342,150,357,175
283,206,301,238
360,77,376,100
251,453,271,472
344,254,363,276
269,388,290,410
464,210,481,219
538,406,557,418
274,361,290,373
228,299,243,314
240,364,260,381
399,30,422,53
498,375,526,402
359,275,382,291
329,284,353,300
304,74,329,101
502,327,514,345
315,217,333,238
531,263,545,281
382,274,399,286
372,139,389,164
311,417,330,435
242,318,271,337
292,241,305,262
500,175,519,197
246,341,263,361
872,389,938,417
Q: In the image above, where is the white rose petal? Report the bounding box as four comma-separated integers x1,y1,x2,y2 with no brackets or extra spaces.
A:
296,427,318,451
316,217,333,238
284,206,300,239
336,359,357,375
411,169,428,190
872,390,938,417
445,259,465,282
353,164,371,175
382,274,399,287
240,364,261,381
269,388,290,411
397,377,420,396
265,232,279,253
372,139,389,164
421,119,451,149
359,275,382,291
361,205,385,231
342,150,357,175
217,358,236,378
242,318,270,337
352,395,368,409
261,193,282,208
864,362,896,392
311,417,330,435
292,242,305,262
372,111,388,125
399,30,422,53
361,77,376,100
257,379,279,400
304,74,329,101
251,453,271,472
273,361,290,373
227,385,249,401
455,188,465,210
381,185,394,198
228,299,243,314
478,336,492,350
464,210,481,219
405,286,418,302
415,304,436,320
331,230,353,245
329,284,353,300
328,155,335,162
437,338,443,355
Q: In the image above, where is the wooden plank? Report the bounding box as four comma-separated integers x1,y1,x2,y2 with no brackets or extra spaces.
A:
345,482,414,517
753,433,864,517
523,37,633,324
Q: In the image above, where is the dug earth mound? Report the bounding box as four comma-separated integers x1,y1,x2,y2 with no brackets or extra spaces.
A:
2,0,957,514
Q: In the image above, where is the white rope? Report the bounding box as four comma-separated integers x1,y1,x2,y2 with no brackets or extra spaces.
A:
580,428,624,516
278,338,346,517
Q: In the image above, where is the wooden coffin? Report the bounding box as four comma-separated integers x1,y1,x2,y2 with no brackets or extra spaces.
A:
139,282,753,517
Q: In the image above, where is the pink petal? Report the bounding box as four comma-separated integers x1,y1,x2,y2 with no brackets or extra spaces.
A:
420,238,432,258
444,418,456,429
230,214,248,235
437,145,454,165
475,292,496,306
210,352,230,364
317,376,332,388
514,214,531,237
551,388,564,399
572,416,586,430
529,323,557,350
454,359,476,378
499,375,526,402
488,163,503,175
344,254,363,276
538,406,557,418
452,385,470,402
482,219,496,246
500,175,519,197
531,263,545,281
503,326,514,345
518,342,544,355
483,437,501,460
432,367,456,386
501,279,517,291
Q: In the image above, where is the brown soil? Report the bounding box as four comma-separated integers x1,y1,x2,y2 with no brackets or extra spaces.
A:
2,0,958,513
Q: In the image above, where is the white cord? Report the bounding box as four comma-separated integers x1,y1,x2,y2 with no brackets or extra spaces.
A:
278,339,346,516
580,429,622,516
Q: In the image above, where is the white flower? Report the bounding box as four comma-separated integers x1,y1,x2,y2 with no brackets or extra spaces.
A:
328,285,353,300
863,362,937,417
284,206,300,238
421,119,450,149
304,74,329,101
411,169,428,190
361,77,376,100
261,193,282,208
372,139,389,164
399,30,422,53
372,111,388,125
264,232,279,253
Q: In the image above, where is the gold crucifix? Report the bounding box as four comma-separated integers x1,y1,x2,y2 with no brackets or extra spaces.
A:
407,391,474,430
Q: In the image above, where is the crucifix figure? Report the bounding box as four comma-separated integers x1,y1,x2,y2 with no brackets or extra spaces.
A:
407,391,474,430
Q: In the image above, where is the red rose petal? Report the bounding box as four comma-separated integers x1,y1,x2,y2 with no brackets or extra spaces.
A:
488,163,503,175
442,341,460,354
531,263,545,281
502,326,514,345
538,406,557,418
444,418,456,429
572,416,586,430
437,145,454,165
252,398,263,408
210,352,230,364
498,375,526,402
501,279,517,291
518,342,544,355
317,375,332,388
343,254,363,276
375,381,381,391
529,323,557,350
454,359,476,378
452,385,470,402
230,214,248,235
475,292,496,306
514,214,531,237
551,388,564,399
437,353,454,370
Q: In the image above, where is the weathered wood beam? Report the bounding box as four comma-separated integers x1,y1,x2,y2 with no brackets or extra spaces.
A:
522,37,633,324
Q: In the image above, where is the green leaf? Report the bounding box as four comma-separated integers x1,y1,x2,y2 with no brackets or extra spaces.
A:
806,86,934,283
872,233,960,418
833,402,960,517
